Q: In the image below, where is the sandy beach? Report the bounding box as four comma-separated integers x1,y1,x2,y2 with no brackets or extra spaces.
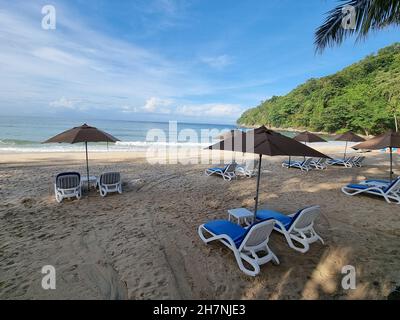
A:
0,147,399,300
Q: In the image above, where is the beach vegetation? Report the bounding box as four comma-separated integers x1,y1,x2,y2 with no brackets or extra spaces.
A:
237,43,400,135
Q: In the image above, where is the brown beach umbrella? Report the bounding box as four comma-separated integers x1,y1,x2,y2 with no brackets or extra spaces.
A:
214,129,243,140
214,129,245,161
293,131,327,162
43,124,119,190
335,131,365,160
353,131,400,181
208,126,331,219
294,131,327,144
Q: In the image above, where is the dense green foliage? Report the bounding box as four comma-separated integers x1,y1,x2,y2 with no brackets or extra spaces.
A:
238,43,400,135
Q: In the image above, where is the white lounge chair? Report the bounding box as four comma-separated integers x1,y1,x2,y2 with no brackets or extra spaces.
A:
341,177,400,204
54,172,82,203
96,172,122,197
256,206,324,253
309,158,328,170
361,177,399,186
352,155,366,167
282,158,313,172
198,219,279,276
205,162,237,181
236,159,259,178
328,156,355,168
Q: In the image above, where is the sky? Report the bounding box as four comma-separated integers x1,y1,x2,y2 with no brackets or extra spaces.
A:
0,0,399,124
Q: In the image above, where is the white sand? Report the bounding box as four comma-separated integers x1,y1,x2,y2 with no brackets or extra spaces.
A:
0,148,399,299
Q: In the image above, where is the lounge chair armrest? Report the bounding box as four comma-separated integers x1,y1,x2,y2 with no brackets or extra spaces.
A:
198,225,238,249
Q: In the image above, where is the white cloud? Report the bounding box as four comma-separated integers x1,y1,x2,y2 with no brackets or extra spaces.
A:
0,4,189,115
142,97,173,113
49,97,77,109
201,55,232,69
0,3,253,121
120,97,173,114
121,105,139,113
176,103,243,117
120,99,243,119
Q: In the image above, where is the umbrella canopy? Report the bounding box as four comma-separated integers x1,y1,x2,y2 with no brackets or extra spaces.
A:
44,124,119,191
294,131,327,143
209,126,329,157
335,131,366,143
208,126,330,219
352,131,400,150
44,123,119,144
353,130,400,181
334,131,365,159
214,129,244,140
214,129,245,162
293,131,327,162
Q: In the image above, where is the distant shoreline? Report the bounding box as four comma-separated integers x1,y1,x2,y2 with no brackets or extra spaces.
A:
237,123,370,138
237,123,333,135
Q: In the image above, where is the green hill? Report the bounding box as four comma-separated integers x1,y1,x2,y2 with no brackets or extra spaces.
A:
237,43,400,135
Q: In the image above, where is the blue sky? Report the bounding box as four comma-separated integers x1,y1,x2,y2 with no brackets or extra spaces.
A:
0,0,399,124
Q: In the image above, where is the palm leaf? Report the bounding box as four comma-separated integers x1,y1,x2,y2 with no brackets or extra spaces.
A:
315,0,400,53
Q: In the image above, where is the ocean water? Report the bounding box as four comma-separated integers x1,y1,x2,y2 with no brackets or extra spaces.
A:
0,116,239,153
0,115,348,153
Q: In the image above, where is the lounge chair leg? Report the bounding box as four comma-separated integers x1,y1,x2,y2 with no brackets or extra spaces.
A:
100,187,107,197
316,234,324,245
281,232,309,253
265,245,280,265
271,252,280,265
55,192,63,203
237,252,260,277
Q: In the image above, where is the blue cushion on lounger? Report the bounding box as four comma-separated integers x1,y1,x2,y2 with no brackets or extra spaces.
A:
204,220,247,247
207,165,228,172
346,184,369,190
256,209,292,229
283,160,302,165
285,208,307,230
355,177,399,192
383,177,400,192
256,207,311,230
365,179,390,184
347,183,387,191
204,219,274,248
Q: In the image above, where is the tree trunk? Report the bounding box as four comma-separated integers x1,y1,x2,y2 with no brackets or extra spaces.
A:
395,113,399,132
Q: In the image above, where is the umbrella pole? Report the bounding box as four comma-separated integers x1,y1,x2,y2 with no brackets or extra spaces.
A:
253,154,263,222
390,147,393,182
85,142,90,192
344,141,348,160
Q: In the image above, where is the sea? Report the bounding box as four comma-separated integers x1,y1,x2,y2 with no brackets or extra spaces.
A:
0,115,341,153
0,115,237,153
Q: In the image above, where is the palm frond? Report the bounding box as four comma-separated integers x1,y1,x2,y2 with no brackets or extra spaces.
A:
315,0,400,53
